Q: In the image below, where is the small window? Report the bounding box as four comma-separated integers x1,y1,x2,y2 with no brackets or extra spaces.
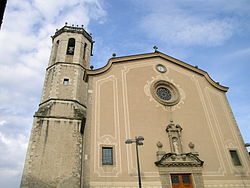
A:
63,78,69,85
66,38,75,55
83,43,87,60
102,147,113,165
229,150,242,166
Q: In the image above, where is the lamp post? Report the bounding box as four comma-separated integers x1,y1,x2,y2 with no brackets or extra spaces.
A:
245,143,250,147
125,136,144,188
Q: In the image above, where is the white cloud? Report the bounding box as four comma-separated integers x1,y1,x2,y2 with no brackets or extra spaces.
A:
136,0,250,47
0,121,7,126
0,131,28,187
226,47,250,58
141,11,234,47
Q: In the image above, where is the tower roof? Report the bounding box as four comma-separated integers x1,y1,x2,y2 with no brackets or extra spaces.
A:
51,25,94,43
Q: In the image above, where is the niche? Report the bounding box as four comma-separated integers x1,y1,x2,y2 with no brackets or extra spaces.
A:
66,38,75,55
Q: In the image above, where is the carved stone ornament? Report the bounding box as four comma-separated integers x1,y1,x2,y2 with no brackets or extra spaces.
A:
155,152,204,167
157,141,163,148
189,142,195,149
74,106,85,119
144,75,186,111
166,121,183,154
34,103,52,117
166,122,183,133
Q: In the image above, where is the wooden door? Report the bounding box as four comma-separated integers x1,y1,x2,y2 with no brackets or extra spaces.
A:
171,174,193,188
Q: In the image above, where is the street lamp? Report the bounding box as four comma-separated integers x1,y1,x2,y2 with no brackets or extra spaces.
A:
125,136,144,188
245,143,250,147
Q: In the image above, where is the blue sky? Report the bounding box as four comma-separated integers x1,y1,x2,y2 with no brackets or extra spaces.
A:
0,0,250,187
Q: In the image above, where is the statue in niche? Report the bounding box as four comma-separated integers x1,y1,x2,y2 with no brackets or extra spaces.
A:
172,137,180,154
166,121,183,154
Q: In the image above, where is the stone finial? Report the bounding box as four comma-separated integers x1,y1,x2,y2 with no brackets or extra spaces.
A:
112,53,116,57
156,141,165,160
188,142,195,149
65,22,68,26
166,121,182,133
188,141,199,155
156,141,163,149
90,65,94,70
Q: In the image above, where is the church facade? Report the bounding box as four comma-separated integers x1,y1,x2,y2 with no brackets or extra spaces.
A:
21,25,250,188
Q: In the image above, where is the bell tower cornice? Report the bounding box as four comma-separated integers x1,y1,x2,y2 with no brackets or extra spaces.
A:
52,25,94,44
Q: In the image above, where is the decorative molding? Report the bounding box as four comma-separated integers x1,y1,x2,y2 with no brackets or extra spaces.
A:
39,98,86,108
192,76,226,176
166,121,183,154
151,80,180,106
46,62,86,72
144,75,185,111
155,153,204,167
121,63,161,177
205,87,238,174
204,179,250,187
52,26,93,43
87,52,228,92
93,75,122,177
205,87,250,175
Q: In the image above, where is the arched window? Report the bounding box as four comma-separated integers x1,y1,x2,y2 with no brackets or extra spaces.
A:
66,38,75,55
83,43,87,60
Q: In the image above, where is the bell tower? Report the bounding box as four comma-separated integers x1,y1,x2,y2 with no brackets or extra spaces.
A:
21,25,93,188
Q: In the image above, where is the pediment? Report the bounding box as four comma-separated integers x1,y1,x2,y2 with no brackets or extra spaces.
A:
155,152,204,167
86,52,228,92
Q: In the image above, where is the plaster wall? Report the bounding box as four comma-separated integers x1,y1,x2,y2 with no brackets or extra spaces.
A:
85,57,250,187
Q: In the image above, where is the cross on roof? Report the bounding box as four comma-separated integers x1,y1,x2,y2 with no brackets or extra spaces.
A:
153,46,159,52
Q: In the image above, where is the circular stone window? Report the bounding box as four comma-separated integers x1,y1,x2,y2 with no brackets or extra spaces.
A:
151,80,180,106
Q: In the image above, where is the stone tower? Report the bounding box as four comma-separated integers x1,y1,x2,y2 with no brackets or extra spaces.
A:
21,25,93,188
